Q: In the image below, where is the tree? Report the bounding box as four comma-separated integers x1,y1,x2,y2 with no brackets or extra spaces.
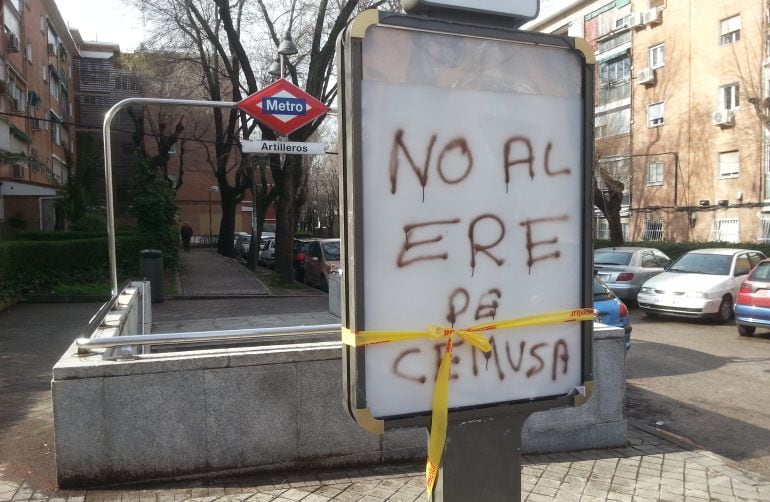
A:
134,0,393,282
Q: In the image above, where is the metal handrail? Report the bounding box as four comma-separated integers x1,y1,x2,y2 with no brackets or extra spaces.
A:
103,97,238,296
76,323,342,355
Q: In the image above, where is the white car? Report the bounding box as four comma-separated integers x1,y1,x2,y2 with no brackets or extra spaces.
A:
258,238,276,268
637,248,766,322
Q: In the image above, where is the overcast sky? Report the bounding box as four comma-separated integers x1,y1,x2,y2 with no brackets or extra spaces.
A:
55,0,145,52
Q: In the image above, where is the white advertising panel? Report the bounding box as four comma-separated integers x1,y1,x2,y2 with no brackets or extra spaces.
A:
345,22,591,421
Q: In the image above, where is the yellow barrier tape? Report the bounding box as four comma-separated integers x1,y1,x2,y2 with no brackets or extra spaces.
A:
342,307,596,496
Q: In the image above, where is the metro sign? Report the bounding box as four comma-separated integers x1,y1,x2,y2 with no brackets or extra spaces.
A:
237,79,329,137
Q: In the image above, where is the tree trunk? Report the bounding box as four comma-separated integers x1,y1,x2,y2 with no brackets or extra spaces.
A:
274,157,299,283
217,194,237,257
606,211,624,247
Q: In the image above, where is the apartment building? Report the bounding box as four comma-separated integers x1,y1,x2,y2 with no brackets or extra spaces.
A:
73,30,139,217
0,0,76,235
528,0,769,243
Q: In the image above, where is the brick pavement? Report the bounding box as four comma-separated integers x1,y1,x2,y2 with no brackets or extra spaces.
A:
3,423,770,501
3,252,770,501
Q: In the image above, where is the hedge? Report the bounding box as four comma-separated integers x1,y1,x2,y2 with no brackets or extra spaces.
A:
594,240,770,261
0,235,160,297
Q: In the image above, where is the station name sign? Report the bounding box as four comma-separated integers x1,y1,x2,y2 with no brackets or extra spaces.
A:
242,139,325,155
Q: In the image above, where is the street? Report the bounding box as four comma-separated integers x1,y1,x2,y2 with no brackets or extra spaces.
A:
626,308,770,479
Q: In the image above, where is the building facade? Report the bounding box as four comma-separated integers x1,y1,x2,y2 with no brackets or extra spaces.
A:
0,0,76,236
528,0,769,243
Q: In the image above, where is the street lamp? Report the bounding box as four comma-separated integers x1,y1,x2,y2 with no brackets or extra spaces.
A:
208,185,219,248
271,30,298,79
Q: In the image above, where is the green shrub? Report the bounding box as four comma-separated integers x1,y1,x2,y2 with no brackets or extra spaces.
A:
0,234,156,297
71,212,107,232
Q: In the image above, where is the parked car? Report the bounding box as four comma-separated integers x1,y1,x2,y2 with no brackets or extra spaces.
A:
593,275,631,350
234,234,251,259
594,247,671,302
233,231,249,249
258,238,275,268
304,238,340,291
734,258,770,336
293,238,315,282
637,248,766,322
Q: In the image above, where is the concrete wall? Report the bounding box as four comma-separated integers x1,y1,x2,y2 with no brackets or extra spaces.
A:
53,317,625,487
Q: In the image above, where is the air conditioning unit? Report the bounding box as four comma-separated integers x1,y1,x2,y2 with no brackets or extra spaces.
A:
637,67,656,85
643,8,661,25
629,12,644,28
7,33,19,52
712,109,736,127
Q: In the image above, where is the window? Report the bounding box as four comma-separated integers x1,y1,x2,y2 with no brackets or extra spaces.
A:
720,15,741,45
7,74,25,112
760,217,770,242
595,108,631,138
599,57,631,85
11,162,24,178
50,111,61,145
643,219,664,241
719,83,739,110
718,150,739,178
711,218,739,242
647,101,664,127
641,252,659,268
595,218,629,241
48,68,59,101
649,44,664,69
646,161,664,185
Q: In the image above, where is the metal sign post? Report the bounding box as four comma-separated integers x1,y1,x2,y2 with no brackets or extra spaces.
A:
337,7,595,501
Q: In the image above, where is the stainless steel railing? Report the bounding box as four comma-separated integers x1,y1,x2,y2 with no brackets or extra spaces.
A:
76,323,342,355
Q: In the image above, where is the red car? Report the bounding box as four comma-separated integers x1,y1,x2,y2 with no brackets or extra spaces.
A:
293,238,315,282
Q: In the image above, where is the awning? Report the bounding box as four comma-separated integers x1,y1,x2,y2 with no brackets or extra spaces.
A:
596,44,631,63
10,125,32,144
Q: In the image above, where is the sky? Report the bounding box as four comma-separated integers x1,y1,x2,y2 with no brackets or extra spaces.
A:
55,0,145,52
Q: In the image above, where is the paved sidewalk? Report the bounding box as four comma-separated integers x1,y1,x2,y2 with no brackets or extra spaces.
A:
3,423,770,501
178,248,269,296
3,249,770,501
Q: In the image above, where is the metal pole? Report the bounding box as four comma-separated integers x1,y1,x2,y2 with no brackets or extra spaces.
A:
76,323,342,353
208,190,213,248
432,415,530,502
102,97,236,296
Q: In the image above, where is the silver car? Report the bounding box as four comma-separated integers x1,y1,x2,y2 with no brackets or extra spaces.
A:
594,247,671,302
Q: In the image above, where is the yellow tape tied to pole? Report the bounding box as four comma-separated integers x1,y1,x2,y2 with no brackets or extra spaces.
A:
341,307,596,497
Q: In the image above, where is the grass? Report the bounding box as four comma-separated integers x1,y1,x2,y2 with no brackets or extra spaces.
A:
50,281,111,296
41,270,179,297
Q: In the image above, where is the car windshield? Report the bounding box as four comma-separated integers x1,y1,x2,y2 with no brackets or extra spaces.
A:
593,277,613,300
667,253,732,275
594,250,632,265
749,262,770,281
322,241,340,261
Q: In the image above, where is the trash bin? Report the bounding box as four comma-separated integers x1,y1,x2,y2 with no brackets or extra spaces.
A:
139,249,164,303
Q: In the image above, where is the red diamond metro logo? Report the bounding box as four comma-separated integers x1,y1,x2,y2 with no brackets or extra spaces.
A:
237,79,329,137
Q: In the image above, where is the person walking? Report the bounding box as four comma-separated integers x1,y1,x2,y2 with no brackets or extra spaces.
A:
180,221,193,253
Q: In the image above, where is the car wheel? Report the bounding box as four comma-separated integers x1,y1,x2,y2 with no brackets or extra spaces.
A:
716,296,732,324
320,275,328,292
738,325,756,337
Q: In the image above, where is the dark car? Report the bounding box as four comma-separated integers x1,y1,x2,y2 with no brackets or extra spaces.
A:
594,276,632,351
735,258,770,336
293,238,315,282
